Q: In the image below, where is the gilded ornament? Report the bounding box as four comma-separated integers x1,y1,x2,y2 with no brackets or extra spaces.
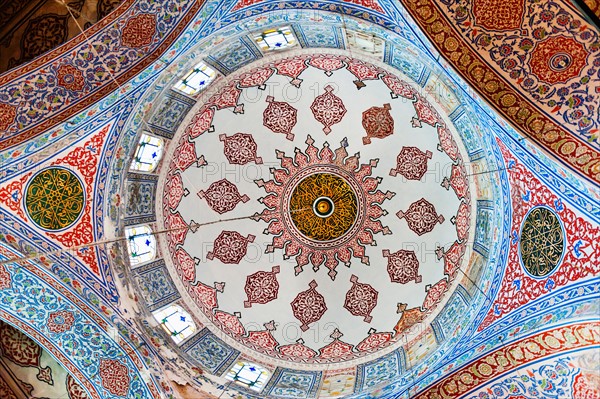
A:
25,168,85,231
289,173,358,241
519,207,564,278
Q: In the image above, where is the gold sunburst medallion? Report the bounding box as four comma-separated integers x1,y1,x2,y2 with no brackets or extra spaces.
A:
289,173,358,241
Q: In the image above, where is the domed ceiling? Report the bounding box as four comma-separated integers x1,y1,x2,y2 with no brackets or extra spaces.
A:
0,0,597,398
157,50,476,370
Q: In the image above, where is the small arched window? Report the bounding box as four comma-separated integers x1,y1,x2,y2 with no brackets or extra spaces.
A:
125,225,156,266
130,133,164,172
253,26,296,51
153,305,197,344
225,361,270,392
174,62,216,96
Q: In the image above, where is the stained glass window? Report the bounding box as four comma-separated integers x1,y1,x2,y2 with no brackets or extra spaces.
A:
225,362,270,391
125,225,156,265
153,305,197,344
174,62,216,96
130,133,164,172
253,26,296,51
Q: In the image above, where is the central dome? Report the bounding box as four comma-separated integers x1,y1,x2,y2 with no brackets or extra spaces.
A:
157,51,474,368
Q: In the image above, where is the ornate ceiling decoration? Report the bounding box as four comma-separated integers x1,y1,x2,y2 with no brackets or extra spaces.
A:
157,52,476,367
399,0,600,183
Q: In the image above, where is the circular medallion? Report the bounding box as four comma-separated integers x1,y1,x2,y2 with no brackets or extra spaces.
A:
289,173,357,241
519,206,564,278
549,52,572,72
314,197,335,218
25,167,85,231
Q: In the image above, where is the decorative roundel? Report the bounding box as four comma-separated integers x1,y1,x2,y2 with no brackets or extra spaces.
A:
549,52,572,72
289,172,358,241
519,206,565,278
25,167,85,231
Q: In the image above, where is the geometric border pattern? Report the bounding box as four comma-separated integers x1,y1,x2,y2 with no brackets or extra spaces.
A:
181,327,240,376
263,368,323,398
132,259,180,312
354,348,406,392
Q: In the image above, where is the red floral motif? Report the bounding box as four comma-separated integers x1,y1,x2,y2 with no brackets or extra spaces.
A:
437,125,459,161
175,248,197,282
393,306,425,335
209,83,244,113
383,249,422,284
356,331,393,352
362,103,394,144
220,133,262,165
529,36,589,85
472,0,524,30
206,231,255,264
67,374,90,399
436,241,466,278
417,323,599,398
0,103,17,131
56,64,85,92
214,311,245,336
452,201,470,242
0,322,41,367
274,57,309,87
188,107,215,138
172,136,205,171
99,359,130,397
47,310,75,334
0,264,11,290
382,74,417,100
165,172,186,210
480,143,599,329
198,179,249,214
246,330,279,351
279,341,317,359
0,173,31,221
189,281,220,310
319,338,354,359
397,198,445,236
422,278,449,310
573,372,600,399
308,54,345,76
291,280,328,332
389,147,432,181
165,211,189,252
343,275,378,323
413,96,440,126
37,366,53,385
346,58,382,88
263,96,297,140
310,85,347,134
121,14,157,48
244,265,280,307
238,68,274,88
253,136,394,279
442,162,469,200
47,126,109,276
